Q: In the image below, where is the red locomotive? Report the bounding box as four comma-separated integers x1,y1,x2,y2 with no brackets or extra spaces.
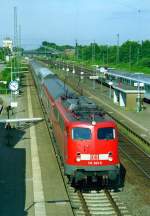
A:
31,61,120,184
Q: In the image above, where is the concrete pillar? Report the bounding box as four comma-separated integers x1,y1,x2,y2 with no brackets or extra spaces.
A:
119,92,125,107
114,90,118,103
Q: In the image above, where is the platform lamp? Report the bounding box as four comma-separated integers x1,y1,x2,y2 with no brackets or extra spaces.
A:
80,71,84,83
66,66,69,76
108,81,113,98
72,66,75,78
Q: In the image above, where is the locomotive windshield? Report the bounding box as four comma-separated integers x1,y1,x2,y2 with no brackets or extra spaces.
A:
97,127,115,140
72,127,91,140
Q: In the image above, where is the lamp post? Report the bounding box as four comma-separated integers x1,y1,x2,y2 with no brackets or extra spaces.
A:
108,81,113,98
99,66,107,91
137,9,142,64
80,71,84,83
93,78,95,90
66,65,69,76
72,65,75,78
134,82,144,112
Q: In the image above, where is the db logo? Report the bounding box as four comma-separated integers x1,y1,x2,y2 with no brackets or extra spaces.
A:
90,154,99,160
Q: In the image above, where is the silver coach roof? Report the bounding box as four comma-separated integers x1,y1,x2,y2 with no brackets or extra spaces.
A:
30,60,54,79
39,67,54,79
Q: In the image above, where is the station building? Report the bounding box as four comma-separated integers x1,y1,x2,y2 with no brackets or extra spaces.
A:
112,83,145,111
3,37,13,52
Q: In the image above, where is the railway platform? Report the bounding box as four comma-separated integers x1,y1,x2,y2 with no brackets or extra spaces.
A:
85,80,150,141
0,70,73,216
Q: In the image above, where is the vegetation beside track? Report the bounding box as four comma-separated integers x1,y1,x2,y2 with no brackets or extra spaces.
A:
38,40,150,74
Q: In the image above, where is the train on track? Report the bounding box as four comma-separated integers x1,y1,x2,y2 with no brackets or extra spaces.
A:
30,60,120,184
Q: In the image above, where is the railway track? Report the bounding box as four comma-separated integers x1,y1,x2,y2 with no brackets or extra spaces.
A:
119,133,150,179
67,186,131,216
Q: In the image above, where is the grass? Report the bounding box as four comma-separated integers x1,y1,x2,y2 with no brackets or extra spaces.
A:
109,63,150,74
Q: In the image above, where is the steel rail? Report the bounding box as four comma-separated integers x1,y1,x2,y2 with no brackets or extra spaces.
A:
77,191,91,216
104,189,122,216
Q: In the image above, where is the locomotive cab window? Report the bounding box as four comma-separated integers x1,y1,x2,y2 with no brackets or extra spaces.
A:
97,127,115,140
72,127,91,140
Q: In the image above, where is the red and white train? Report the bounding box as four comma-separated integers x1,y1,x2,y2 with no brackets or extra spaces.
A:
30,60,120,184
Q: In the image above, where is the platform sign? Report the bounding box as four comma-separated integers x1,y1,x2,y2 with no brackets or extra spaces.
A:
134,82,144,87
89,76,99,79
13,90,19,95
11,102,18,108
140,83,144,87
108,81,113,86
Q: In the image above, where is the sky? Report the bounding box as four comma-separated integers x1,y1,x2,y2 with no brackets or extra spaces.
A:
0,0,150,49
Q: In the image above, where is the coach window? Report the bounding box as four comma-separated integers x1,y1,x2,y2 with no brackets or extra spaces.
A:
59,116,64,130
54,107,59,120
72,127,91,140
97,127,115,140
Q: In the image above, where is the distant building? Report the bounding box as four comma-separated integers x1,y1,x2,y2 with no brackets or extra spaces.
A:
3,37,13,52
64,49,75,57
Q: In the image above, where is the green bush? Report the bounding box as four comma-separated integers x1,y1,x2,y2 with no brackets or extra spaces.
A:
139,58,150,67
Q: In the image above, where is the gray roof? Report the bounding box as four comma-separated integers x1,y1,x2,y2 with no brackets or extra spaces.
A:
44,77,74,100
30,60,55,80
39,67,54,79
108,70,150,85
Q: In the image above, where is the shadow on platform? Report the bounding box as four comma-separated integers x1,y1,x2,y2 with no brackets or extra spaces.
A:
0,123,27,216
